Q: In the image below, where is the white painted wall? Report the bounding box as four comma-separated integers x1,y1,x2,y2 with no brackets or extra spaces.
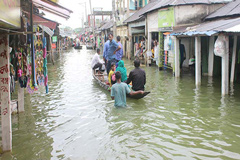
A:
180,37,194,68
147,10,158,32
174,4,224,26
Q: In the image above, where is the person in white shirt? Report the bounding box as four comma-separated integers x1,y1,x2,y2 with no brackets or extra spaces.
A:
91,48,103,73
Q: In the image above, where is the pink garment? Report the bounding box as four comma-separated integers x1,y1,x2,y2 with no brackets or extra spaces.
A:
43,48,47,58
135,43,139,51
112,74,116,82
44,75,48,86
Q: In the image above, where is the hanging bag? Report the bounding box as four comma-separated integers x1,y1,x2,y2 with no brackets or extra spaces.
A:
214,34,227,57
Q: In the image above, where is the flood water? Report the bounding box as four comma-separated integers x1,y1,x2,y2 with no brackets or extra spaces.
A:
2,47,240,159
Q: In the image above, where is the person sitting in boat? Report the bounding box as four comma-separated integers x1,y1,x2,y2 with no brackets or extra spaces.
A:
108,62,116,87
91,48,103,74
76,38,80,47
111,71,144,107
126,58,146,91
116,60,127,82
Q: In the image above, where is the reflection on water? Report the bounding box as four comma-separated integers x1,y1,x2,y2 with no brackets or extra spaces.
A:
2,47,240,159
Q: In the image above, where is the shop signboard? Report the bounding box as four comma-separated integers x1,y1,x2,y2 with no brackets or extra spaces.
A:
158,7,175,31
52,43,56,49
52,36,58,43
0,0,21,28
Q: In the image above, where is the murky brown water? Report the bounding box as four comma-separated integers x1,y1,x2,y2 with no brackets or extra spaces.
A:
2,47,240,159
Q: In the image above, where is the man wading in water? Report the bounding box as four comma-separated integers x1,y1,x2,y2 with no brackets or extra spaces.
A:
111,71,144,107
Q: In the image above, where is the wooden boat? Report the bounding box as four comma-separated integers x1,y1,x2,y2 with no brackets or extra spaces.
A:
92,71,150,99
74,45,82,49
86,42,94,49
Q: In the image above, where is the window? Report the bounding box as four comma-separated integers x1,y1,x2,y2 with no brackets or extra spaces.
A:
139,0,142,8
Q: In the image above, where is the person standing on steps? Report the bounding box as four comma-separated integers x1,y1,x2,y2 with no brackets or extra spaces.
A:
103,39,109,68
116,36,123,66
106,33,121,75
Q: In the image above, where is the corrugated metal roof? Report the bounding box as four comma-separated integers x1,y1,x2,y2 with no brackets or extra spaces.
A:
39,25,54,36
100,20,113,30
205,0,240,20
142,0,229,16
171,17,240,36
124,1,158,23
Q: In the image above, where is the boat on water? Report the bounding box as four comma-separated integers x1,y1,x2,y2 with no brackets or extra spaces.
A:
74,45,82,49
92,71,150,99
86,42,94,49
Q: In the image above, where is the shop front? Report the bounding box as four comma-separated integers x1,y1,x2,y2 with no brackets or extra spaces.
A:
158,7,175,71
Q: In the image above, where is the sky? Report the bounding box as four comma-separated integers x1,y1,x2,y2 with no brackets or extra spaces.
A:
45,0,113,29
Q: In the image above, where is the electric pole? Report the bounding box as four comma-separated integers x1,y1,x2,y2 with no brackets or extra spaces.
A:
112,0,116,39
89,0,95,47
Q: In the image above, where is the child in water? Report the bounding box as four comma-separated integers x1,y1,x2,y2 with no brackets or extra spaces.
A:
108,62,116,87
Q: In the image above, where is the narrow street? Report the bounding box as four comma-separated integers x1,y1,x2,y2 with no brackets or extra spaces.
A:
4,47,240,159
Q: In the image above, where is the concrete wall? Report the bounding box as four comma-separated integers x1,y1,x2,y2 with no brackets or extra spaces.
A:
147,10,158,32
179,37,195,68
174,4,224,26
116,25,128,57
127,20,146,59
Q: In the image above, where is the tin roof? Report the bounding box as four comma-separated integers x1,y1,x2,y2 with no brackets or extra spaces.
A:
142,0,229,15
33,0,72,19
38,25,54,36
100,20,113,30
205,0,240,20
124,1,158,23
32,14,57,29
171,17,240,36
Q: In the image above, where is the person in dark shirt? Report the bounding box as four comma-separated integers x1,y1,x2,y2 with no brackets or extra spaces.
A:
180,40,186,69
126,59,146,91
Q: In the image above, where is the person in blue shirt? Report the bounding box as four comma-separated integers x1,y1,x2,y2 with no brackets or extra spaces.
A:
106,33,121,75
111,71,144,107
116,36,123,63
103,39,110,67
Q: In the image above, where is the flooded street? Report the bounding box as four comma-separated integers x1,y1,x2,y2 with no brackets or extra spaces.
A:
4,47,240,159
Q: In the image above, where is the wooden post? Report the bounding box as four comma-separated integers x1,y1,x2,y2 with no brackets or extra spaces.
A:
208,36,214,76
129,36,132,59
127,0,129,18
222,35,229,95
58,37,60,54
148,32,151,53
230,35,237,83
18,83,24,112
147,32,151,66
49,36,54,65
30,0,36,87
174,37,180,77
159,32,164,70
195,36,201,86
0,35,12,151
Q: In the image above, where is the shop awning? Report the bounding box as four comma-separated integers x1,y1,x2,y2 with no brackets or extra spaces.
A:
33,0,73,19
171,17,240,36
100,20,113,30
32,14,57,30
39,25,54,36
